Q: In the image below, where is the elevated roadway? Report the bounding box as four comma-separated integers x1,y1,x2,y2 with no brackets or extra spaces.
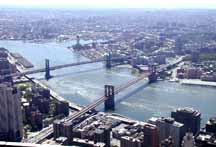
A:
3,56,131,79
23,73,149,143
22,56,184,144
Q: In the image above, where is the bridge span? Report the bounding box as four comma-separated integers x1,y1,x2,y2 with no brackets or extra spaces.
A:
3,55,131,80
23,73,150,144
64,73,149,122
20,55,183,143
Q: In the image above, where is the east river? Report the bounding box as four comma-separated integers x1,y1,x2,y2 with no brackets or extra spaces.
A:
1,40,216,126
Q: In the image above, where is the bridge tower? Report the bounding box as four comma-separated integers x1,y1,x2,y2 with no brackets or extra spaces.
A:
76,35,80,45
105,52,112,69
148,64,157,84
104,85,115,111
45,59,52,80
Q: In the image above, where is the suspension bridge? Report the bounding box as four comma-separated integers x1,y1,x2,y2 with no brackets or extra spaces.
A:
19,54,183,143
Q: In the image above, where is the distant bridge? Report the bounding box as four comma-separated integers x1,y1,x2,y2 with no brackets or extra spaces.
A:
3,54,132,80
22,57,184,144
21,55,183,144
3,52,183,81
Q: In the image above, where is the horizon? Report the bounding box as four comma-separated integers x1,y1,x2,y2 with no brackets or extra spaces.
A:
0,0,216,9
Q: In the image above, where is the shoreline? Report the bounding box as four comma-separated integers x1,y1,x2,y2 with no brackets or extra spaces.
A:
4,47,215,144
180,79,216,88
7,52,84,111
8,50,154,121
9,50,141,124
8,52,145,127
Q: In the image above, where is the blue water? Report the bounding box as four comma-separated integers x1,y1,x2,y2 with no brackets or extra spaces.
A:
1,40,215,126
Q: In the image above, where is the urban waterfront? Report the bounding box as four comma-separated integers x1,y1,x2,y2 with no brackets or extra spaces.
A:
1,40,216,126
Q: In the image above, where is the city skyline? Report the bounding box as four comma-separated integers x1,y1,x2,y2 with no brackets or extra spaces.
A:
1,0,216,9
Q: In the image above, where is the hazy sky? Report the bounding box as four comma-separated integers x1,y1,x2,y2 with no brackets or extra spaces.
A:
1,0,216,9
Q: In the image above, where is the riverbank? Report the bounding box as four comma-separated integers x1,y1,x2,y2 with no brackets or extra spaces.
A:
7,51,83,111
8,49,143,121
180,79,216,87
169,61,216,88
67,46,105,60
1,40,215,127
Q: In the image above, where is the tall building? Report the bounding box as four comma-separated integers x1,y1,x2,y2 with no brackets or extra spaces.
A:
54,101,69,116
182,132,195,147
30,110,43,131
93,126,111,147
31,95,50,114
0,83,23,141
184,68,202,79
143,124,158,147
32,86,50,99
148,117,184,147
0,58,12,83
195,131,216,147
206,118,216,134
171,107,201,135
53,120,73,144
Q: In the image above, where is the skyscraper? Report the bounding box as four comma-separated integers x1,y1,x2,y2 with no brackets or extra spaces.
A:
148,117,184,147
171,108,201,135
195,131,216,147
143,124,158,147
0,58,12,83
206,118,216,134
0,83,23,141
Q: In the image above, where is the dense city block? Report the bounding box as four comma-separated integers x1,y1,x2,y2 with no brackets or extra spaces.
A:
0,7,216,147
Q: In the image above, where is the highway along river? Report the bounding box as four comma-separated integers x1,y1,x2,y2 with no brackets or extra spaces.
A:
1,40,216,126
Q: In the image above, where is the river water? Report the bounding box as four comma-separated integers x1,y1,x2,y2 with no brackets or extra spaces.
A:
1,40,215,126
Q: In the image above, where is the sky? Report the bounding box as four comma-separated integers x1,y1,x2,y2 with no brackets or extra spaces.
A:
0,0,216,9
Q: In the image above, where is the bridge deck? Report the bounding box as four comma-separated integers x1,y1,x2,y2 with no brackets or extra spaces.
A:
23,73,149,143
21,56,184,143
2,56,131,79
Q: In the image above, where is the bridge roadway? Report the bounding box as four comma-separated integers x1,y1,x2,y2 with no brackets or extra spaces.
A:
22,57,184,143
4,56,131,78
23,73,149,144
64,73,149,123
157,56,184,73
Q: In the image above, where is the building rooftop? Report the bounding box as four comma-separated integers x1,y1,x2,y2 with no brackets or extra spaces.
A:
207,117,216,125
196,131,216,145
112,121,157,143
175,107,201,117
161,136,174,146
121,135,144,143
0,141,61,147
149,117,184,128
73,138,105,147
74,112,119,138
148,117,158,123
